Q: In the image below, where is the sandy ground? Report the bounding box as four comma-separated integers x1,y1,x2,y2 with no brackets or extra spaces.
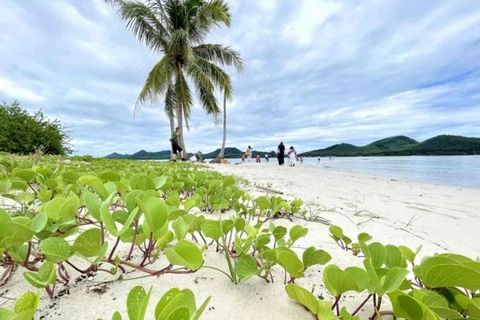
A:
1,162,480,319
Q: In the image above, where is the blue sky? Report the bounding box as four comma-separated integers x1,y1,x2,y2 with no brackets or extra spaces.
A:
1,0,480,156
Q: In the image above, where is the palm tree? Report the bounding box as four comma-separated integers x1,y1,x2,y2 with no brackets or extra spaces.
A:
216,92,228,159
105,0,243,156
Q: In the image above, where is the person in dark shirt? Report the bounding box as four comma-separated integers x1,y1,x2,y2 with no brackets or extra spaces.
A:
170,127,186,161
277,142,285,166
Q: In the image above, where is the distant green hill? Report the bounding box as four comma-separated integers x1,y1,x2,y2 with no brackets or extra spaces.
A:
105,149,188,160
105,152,128,159
399,135,480,155
321,143,359,153
105,147,276,160
202,147,242,158
300,135,480,157
202,147,277,159
364,136,418,151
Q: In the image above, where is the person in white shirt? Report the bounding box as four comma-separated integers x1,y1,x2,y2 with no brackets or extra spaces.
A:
245,146,253,162
287,146,297,167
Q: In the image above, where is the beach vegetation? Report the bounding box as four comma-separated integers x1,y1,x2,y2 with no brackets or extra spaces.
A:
0,291,40,319
289,227,480,319
1,154,480,319
106,286,210,320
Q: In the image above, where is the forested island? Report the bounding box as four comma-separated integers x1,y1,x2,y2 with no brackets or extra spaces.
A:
104,135,480,160
300,135,480,157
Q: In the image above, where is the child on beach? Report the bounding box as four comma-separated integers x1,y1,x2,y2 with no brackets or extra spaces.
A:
245,146,253,162
287,146,297,167
256,154,261,163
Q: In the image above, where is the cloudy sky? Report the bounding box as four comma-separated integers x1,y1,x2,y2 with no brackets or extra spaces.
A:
1,0,480,156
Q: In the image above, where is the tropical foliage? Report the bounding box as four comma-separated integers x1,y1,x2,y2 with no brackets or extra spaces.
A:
106,0,243,154
0,101,71,155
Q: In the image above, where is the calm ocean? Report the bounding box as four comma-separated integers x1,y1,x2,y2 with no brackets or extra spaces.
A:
195,155,480,189
302,155,480,189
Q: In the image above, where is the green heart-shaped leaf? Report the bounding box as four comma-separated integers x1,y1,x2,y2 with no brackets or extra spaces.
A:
277,249,304,279
302,247,331,269
127,286,152,320
73,228,102,257
285,284,318,315
237,254,259,280
388,290,440,320
165,240,203,271
39,237,72,263
14,291,39,317
83,191,102,221
289,225,308,244
137,197,168,234
13,169,35,182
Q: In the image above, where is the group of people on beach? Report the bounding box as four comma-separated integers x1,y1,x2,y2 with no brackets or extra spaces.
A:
170,127,302,166
276,142,302,167
241,146,270,163
241,142,302,167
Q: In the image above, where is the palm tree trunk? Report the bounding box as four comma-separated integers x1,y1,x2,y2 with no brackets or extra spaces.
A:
176,106,187,158
218,92,227,159
169,115,174,159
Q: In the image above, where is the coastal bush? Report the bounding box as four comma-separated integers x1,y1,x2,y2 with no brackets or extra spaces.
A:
0,101,71,155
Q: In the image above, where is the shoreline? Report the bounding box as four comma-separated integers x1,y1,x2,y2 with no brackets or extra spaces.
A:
208,162,480,258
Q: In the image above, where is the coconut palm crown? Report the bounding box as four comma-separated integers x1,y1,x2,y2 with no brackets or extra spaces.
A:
106,0,243,154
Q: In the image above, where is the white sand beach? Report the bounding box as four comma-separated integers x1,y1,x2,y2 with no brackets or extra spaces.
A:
2,162,480,319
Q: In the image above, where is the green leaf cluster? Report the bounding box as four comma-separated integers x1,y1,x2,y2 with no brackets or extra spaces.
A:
109,286,210,320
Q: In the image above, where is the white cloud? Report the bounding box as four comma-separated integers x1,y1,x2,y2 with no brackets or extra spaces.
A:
0,77,45,102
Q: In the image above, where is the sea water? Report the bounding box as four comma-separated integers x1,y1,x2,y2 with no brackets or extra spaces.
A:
303,155,480,189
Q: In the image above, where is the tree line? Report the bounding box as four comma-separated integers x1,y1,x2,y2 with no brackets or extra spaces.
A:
0,101,71,155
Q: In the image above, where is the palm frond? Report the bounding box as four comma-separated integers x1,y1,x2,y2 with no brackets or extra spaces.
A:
103,0,123,5
187,0,231,43
135,56,174,114
193,44,243,72
147,0,169,26
111,0,169,53
164,0,188,32
192,55,233,100
168,29,190,63
174,68,193,129
188,60,221,119
164,80,177,119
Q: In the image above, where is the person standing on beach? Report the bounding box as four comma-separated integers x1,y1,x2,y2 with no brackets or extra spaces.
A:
288,146,297,167
245,146,253,162
264,154,269,162
277,142,285,165
256,154,261,163
170,127,186,161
